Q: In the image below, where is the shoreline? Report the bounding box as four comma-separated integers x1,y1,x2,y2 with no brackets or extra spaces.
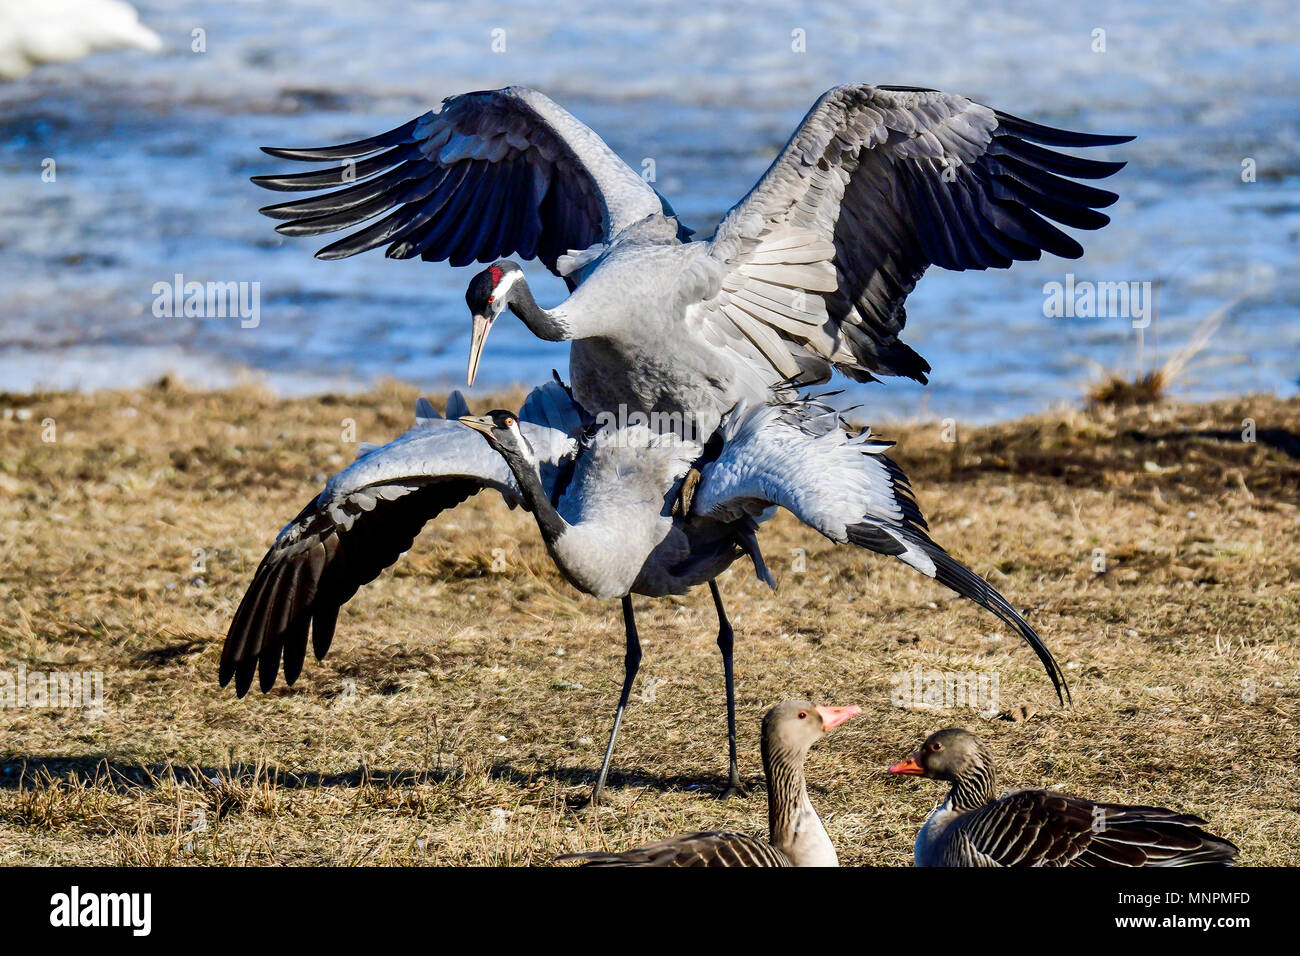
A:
3,365,1291,428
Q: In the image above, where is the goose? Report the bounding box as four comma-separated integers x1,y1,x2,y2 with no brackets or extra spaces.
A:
557,700,859,866
888,728,1240,866
0,0,161,80
219,381,1068,803
252,84,1132,443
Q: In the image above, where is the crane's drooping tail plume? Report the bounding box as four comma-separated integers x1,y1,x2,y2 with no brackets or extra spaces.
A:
695,396,1069,703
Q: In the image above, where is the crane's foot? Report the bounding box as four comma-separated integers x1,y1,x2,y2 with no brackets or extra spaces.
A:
718,784,748,800
671,467,701,517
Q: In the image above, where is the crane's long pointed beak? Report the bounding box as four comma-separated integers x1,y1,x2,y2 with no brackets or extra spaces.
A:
458,414,494,437
467,314,491,387
815,704,860,730
887,753,926,775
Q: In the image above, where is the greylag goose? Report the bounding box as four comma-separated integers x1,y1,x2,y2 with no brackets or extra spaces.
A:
888,728,1239,866
557,701,859,866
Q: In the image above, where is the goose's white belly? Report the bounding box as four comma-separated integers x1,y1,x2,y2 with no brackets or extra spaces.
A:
915,798,961,867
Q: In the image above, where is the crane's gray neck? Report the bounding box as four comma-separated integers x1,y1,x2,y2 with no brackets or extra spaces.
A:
509,280,572,342
946,750,997,813
762,737,836,867
496,446,568,542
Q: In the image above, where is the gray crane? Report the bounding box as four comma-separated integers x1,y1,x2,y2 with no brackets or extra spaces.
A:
253,84,1132,441
219,378,770,801
220,381,1068,803
456,392,1068,800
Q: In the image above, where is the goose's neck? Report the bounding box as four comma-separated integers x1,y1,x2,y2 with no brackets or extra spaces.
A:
498,449,568,543
947,760,997,813
509,281,577,342
763,740,836,867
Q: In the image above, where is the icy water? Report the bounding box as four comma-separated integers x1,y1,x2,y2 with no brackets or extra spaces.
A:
1,0,1297,421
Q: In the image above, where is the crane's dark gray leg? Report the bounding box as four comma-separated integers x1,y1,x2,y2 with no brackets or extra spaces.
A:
589,595,642,806
710,579,745,798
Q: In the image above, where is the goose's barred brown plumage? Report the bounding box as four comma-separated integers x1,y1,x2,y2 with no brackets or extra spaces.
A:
563,831,792,868
948,794,1238,867
891,729,1239,867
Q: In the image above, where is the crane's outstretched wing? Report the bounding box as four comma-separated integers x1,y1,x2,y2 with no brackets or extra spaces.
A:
557,831,790,867
252,86,674,275
692,397,1069,703
705,84,1132,385
219,383,581,697
945,791,1240,867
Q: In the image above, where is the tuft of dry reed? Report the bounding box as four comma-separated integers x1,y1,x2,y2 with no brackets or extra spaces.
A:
1086,296,1245,410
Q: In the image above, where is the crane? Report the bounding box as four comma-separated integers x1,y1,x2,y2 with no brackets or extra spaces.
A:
253,84,1131,442
220,383,1069,804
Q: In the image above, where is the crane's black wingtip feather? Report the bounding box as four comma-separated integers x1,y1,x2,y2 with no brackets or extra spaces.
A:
250,173,294,191
993,111,1136,149
901,533,1071,705
260,145,337,161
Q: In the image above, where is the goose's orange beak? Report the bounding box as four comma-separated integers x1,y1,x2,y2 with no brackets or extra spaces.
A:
888,753,926,775
815,705,860,730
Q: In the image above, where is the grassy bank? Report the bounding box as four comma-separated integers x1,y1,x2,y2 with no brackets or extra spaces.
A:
1,380,1297,865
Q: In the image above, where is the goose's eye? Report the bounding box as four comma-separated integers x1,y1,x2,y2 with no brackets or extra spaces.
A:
929,742,943,752
797,711,807,719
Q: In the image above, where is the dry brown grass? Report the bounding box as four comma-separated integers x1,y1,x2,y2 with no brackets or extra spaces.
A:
1,379,1297,866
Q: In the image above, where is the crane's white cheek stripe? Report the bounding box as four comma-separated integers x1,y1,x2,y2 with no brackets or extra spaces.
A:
493,269,523,303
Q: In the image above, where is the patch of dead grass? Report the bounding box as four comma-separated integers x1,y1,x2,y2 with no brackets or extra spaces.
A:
1,380,1297,865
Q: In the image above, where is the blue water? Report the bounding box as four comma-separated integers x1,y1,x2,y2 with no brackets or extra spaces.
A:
2,0,1297,421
